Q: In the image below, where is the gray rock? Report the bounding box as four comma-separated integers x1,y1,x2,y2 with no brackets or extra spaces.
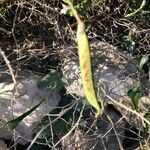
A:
61,41,149,129
61,107,126,150
62,42,137,98
0,70,60,145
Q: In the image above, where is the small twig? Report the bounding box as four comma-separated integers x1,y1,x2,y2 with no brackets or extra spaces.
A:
106,115,124,150
26,104,75,150
0,48,17,92
101,117,124,139
0,47,18,150
106,95,150,126
125,0,146,18
12,3,19,49
53,103,85,148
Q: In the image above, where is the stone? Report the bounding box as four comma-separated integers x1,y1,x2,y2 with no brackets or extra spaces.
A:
0,70,60,145
61,41,149,129
61,106,126,150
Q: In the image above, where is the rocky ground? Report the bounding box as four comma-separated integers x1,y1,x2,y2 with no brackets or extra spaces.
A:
0,0,149,149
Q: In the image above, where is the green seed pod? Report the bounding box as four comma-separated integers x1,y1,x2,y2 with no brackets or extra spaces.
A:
64,0,103,115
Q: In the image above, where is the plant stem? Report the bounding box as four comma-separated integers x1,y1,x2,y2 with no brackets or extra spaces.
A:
125,0,147,17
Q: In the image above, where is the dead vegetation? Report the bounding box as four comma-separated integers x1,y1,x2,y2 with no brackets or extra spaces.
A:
0,0,149,149
0,0,149,71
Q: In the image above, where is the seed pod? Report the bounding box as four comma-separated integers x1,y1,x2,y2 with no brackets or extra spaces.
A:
77,22,102,113
64,0,103,115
